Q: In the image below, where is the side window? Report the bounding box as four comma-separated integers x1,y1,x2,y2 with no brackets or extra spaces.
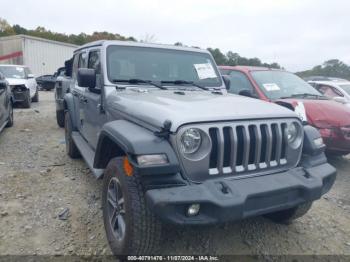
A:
72,52,87,81
24,67,30,77
78,52,88,68
88,51,101,74
227,71,255,95
72,54,79,80
317,85,342,98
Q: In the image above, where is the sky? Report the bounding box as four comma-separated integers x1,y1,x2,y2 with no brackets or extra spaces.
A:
2,0,349,72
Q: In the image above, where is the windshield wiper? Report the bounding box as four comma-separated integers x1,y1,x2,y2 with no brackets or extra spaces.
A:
280,93,327,99
161,80,209,91
112,78,167,90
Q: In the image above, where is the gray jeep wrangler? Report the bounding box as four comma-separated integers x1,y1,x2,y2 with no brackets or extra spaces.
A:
63,40,336,256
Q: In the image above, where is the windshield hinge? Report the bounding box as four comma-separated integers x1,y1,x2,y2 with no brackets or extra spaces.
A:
154,120,172,139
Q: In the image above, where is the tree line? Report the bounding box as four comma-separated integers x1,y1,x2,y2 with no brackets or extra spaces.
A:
296,59,350,80
0,18,281,68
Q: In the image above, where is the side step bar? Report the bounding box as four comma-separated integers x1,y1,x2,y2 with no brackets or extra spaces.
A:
71,131,104,179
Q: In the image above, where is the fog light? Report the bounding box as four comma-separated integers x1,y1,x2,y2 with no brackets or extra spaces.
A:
313,137,324,148
187,204,200,216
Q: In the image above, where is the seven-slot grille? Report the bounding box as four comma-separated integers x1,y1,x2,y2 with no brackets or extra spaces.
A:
208,122,288,175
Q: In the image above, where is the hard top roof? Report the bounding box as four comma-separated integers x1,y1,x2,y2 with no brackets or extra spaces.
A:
74,40,210,54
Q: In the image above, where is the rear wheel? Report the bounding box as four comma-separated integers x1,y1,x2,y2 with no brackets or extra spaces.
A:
56,110,65,128
22,90,31,108
32,87,39,102
64,111,81,158
103,157,162,256
265,202,312,224
5,102,13,127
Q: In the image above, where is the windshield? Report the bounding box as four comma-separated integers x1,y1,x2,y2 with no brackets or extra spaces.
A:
251,70,322,99
339,84,350,95
107,45,222,87
0,66,26,79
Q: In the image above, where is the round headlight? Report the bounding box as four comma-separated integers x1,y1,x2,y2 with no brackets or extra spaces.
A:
180,128,202,154
287,122,299,143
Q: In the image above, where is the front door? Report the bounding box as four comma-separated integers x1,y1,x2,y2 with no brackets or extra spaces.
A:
82,50,106,149
71,51,88,133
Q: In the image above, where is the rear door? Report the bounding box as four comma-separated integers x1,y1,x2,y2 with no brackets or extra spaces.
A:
81,49,107,149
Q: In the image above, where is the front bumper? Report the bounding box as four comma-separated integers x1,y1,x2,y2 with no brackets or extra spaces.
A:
11,89,29,102
146,163,336,225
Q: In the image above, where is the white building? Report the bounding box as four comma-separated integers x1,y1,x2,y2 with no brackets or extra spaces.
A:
0,34,78,76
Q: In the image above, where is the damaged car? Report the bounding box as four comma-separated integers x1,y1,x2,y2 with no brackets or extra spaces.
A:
0,64,39,108
219,66,350,155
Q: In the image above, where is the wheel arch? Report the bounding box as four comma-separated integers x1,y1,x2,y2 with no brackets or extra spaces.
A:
93,120,180,175
63,93,78,130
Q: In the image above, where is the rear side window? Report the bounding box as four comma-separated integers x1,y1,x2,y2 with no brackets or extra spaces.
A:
227,70,255,94
88,51,101,74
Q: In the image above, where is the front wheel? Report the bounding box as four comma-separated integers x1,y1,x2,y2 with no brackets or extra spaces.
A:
64,111,81,158
22,90,31,108
32,87,39,102
56,110,65,128
102,157,162,256
264,202,312,224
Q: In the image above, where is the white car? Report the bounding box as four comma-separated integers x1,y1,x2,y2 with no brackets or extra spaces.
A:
308,80,350,107
0,65,39,108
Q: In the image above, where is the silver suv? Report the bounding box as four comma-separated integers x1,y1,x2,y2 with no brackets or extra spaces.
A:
63,40,336,256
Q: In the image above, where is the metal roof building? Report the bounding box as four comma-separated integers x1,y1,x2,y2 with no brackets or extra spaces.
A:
0,34,78,76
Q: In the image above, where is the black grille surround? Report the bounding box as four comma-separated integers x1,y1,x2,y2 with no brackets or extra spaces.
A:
174,118,303,182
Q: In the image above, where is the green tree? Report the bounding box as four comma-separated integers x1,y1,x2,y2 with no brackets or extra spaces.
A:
207,48,227,65
297,59,350,80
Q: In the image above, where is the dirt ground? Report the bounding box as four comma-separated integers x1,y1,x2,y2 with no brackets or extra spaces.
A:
0,91,350,259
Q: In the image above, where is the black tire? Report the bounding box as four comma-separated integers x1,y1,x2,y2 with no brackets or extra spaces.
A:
5,101,13,128
56,110,65,128
22,90,31,108
64,111,81,158
265,202,312,224
102,157,162,256
32,87,39,102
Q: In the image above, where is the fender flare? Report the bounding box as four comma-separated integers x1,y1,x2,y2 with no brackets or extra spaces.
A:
94,120,180,175
63,93,78,130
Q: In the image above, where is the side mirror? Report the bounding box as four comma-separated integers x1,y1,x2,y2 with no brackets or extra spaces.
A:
239,89,258,98
27,74,35,79
222,75,231,90
77,68,96,89
333,96,347,104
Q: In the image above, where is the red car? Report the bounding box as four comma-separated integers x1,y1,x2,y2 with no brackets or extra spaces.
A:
219,66,350,155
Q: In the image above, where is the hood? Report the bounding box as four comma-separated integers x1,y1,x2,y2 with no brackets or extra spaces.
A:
6,78,27,86
276,98,350,127
106,88,298,132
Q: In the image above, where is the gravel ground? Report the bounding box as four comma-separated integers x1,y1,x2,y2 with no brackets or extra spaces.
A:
0,91,350,259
